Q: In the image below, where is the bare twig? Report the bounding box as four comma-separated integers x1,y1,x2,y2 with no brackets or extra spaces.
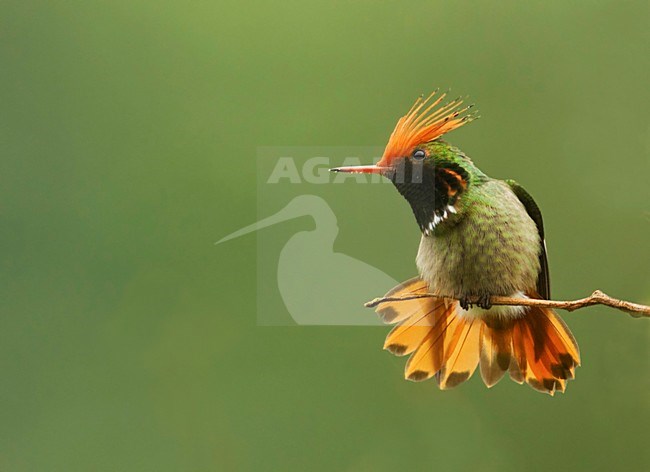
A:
365,290,650,318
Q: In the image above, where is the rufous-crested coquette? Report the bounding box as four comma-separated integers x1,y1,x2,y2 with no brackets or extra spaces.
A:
331,91,579,395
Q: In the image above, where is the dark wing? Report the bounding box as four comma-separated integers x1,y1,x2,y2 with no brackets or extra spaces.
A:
505,180,550,299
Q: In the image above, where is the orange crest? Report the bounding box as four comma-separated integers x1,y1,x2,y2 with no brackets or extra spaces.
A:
377,90,477,167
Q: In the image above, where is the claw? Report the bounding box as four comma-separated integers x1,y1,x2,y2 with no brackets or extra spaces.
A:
459,295,472,311
477,294,492,310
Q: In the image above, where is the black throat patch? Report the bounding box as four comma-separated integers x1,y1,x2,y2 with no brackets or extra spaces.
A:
390,159,468,234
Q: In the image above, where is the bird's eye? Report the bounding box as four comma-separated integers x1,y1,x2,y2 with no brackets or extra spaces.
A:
412,149,426,160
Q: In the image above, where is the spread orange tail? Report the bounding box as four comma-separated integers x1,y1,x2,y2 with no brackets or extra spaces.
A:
376,278,580,395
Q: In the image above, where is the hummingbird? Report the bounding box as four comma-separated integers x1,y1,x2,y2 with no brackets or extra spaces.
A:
331,91,580,395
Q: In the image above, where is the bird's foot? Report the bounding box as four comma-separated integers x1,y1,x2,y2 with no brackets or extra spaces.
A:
459,295,472,311
459,294,492,311
476,294,492,310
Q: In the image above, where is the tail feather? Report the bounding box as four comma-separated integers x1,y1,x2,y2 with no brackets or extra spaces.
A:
376,279,580,394
378,280,480,389
376,277,430,324
403,305,454,381
436,318,481,389
383,299,445,356
512,320,529,384
479,318,514,387
508,356,525,384
519,316,563,394
544,308,581,367
513,305,580,395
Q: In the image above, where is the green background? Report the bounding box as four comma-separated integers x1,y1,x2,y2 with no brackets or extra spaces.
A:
1,1,649,470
